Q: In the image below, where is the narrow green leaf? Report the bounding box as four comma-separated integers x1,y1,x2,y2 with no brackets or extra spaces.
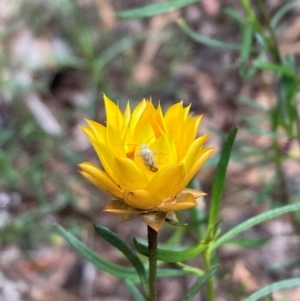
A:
116,0,200,19
182,266,219,301
241,21,254,62
56,225,138,281
94,225,147,292
240,64,258,80
244,278,300,301
235,96,268,110
253,60,297,78
157,268,199,277
223,8,245,25
176,263,204,276
124,280,146,301
269,257,300,272
208,128,238,232
278,75,298,132
94,37,136,71
213,203,300,249
177,19,241,50
134,238,207,262
53,56,86,69
226,237,270,248
271,0,298,27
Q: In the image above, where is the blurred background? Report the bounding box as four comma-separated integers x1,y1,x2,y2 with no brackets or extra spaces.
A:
1,0,300,300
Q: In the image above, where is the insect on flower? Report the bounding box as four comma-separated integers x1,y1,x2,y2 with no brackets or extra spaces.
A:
137,144,158,172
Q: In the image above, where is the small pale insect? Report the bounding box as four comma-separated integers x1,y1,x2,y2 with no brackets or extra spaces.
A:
138,144,158,172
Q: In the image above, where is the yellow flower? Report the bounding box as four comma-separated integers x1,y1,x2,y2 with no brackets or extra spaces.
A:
79,95,214,231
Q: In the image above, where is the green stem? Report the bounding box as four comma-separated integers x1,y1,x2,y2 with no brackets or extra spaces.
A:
271,116,290,205
203,246,215,301
257,0,282,64
147,226,158,301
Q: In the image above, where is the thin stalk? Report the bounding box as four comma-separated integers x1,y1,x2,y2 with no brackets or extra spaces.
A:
271,118,289,204
147,226,158,301
202,246,215,301
257,0,282,64
239,0,273,51
259,73,290,205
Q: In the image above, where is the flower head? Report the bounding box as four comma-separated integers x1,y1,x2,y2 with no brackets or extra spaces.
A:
79,95,214,231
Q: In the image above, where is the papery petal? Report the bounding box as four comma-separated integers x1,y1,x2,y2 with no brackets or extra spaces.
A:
182,188,206,209
182,188,206,198
104,200,140,215
106,125,126,157
137,123,156,145
131,101,157,142
127,99,147,139
164,102,184,129
166,211,179,223
141,212,167,232
79,162,122,199
92,142,116,179
181,135,209,172
123,189,163,210
151,133,176,167
166,211,187,226
81,126,97,143
146,164,185,198
183,103,191,120
113,157,148,190
160,193,197,211
121,101,131,139
103,94,123,132
85,119,107,144
164,103,188,160
185,115,202,146
182,147,214,189
151,103,166,137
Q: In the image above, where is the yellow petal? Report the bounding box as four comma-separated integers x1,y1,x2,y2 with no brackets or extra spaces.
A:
91,142,116,179
85,119,107,144
185,115,202,146
182,147,214,189
141,212,166,231
160,192,197,211
183,103,191,120
79,162,123,199
103,94,123,132
80,126,97,143
131,101,157,142
151,103,166,137
113,157,148,191
121,101,131,139
137,123,156,145
123,189,163,210
146,164,185,198
165,104,187,160
150,133,176,168
106,124,126,157
181,135,209,172
164,101,184,129
104,200,140,215
127,99,147,138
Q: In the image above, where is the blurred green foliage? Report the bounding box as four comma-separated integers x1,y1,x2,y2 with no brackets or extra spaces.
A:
1,0,300,300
